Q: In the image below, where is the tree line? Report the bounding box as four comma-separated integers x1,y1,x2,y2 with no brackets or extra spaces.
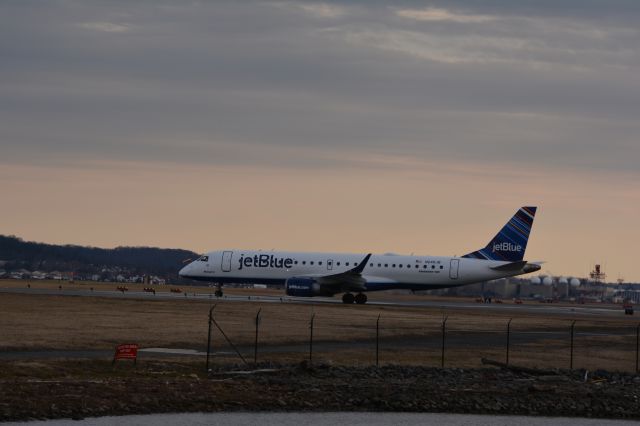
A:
0,235,198,279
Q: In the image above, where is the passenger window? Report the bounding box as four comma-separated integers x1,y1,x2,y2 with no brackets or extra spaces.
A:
337,262,341,266
310,261,314,265
302,261,306,265
294,261,298,265
319,261,323,265
399,264,403,268
432,265,436,269
385,264,388,267
440,265,444,269
392,264,396,268
378,263,381,267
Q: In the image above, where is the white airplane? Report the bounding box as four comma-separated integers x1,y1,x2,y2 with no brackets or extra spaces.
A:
179,207,541,304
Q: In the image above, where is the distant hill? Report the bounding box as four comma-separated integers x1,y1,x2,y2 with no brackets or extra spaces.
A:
0,235,198,281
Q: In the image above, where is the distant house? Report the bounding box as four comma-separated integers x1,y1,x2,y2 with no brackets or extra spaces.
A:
10,270,30,279
149,276,166,285
32,271,47,280
48,271,63,280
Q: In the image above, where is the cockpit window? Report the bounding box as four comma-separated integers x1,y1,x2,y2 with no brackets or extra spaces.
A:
199,256,209,262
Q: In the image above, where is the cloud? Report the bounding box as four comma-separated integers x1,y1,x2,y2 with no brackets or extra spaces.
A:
272,2,346,19
78,22,130,33
340,28,530,65
1,1,639,174
395,7,496,23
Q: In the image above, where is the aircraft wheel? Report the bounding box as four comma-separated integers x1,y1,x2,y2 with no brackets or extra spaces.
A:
355,293,367,304
215,289,223,298
342,293,355,304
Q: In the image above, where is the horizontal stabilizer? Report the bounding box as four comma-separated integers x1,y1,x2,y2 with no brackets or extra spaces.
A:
490,260,528,272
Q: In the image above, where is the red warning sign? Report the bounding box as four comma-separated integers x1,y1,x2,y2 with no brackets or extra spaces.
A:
113,343,138,363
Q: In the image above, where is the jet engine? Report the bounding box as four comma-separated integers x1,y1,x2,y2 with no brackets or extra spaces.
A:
285,277,322,297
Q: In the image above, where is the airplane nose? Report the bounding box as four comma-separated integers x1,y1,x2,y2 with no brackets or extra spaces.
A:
179,264,190,278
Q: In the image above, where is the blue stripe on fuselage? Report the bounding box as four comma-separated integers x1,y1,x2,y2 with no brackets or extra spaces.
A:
181,275,462,292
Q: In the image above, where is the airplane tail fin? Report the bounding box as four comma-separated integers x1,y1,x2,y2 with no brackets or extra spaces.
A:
462,206,537,262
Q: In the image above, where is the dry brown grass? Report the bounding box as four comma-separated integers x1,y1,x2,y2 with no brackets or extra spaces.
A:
1,282,638,372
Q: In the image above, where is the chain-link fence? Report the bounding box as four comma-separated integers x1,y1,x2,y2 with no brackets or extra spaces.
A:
205,303,640,373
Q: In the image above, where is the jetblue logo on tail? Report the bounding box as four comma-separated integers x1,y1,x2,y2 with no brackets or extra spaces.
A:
462,206,537,262
492,242,522,253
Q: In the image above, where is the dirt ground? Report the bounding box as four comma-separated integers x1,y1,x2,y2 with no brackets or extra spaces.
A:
1,281,638,372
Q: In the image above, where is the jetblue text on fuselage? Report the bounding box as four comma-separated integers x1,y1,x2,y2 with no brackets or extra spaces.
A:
492,242,522,252
238,254,294,270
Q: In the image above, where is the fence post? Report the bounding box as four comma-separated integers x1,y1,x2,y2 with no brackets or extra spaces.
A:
441,316,448,368
254,308,262,364
309,313,315,364
206,304,216,373
376,314,381,367
570,320,576,370
506,318,512,366
636,324,640,373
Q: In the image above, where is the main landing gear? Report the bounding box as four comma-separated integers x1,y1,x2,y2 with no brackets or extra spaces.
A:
342,292,367,305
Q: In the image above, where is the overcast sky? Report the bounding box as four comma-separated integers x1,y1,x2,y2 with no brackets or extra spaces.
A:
1,1,639,281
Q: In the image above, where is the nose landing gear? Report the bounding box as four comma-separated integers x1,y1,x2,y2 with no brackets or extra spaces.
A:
214,284,223,298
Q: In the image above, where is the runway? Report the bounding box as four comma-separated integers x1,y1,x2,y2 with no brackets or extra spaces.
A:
0,285,630,318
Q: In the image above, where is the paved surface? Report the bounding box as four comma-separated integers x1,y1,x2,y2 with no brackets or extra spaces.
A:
0,286,629,318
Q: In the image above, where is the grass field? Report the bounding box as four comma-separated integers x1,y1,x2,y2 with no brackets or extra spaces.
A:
1,280,638,372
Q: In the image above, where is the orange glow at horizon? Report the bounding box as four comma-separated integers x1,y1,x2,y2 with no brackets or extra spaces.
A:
1,158,638,282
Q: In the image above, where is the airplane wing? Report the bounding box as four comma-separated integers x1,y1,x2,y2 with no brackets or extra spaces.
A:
303,253,372,293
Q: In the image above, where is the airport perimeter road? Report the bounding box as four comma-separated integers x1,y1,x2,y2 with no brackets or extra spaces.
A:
0,286,630,318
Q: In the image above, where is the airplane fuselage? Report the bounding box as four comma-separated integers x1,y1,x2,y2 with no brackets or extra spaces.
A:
178,207,541,303
179,250,535,291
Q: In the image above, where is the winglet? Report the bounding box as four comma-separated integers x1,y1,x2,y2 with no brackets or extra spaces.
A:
351,253,371,274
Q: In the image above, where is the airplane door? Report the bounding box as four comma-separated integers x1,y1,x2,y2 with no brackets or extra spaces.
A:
221,251,233,272
327,259,333,271
449,259,460,279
